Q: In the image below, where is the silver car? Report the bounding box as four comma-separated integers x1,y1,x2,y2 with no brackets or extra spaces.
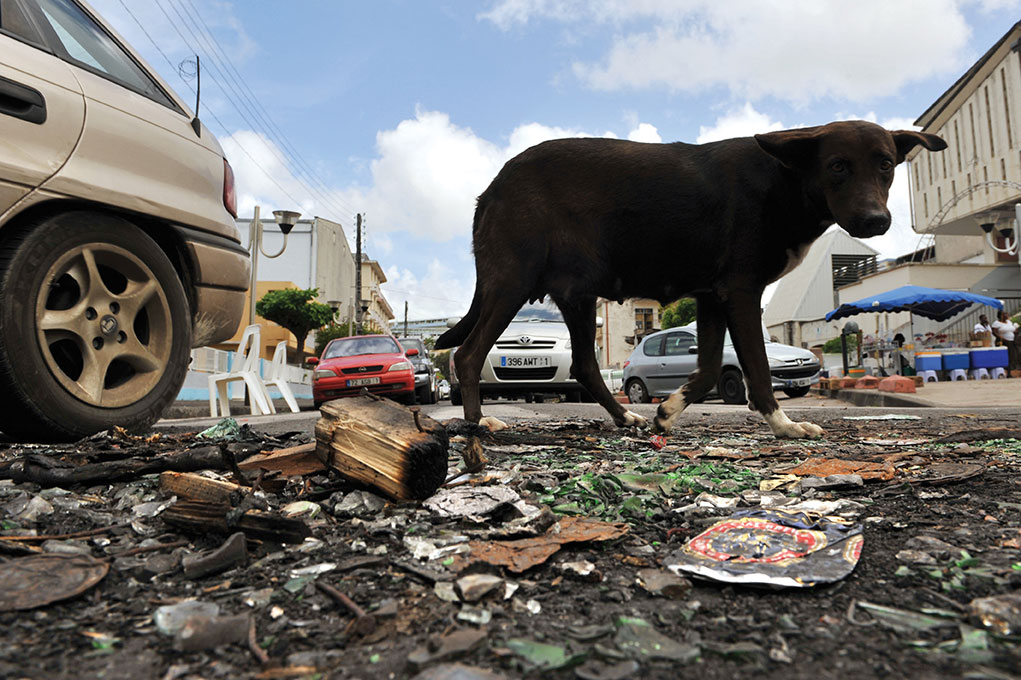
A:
622,324,820,404
449,316,585,404
0,0,248,441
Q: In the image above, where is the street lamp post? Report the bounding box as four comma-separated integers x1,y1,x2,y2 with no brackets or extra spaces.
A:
247,205,302,326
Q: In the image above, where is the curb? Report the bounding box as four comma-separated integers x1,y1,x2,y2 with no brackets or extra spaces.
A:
812,387,937,408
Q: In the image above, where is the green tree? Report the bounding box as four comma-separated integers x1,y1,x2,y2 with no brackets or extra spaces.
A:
255,287,335,362
660,297,697,329
313,321,353,358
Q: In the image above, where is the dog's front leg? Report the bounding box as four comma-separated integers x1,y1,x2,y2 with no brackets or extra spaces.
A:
725,293,824,440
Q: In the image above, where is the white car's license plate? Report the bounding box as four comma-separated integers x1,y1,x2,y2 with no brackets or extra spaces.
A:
785,377,812,387
500,355,551,368
347,377,381,387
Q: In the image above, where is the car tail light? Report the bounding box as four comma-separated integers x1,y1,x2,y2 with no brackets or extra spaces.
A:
223,158,237,218
623,361,630,369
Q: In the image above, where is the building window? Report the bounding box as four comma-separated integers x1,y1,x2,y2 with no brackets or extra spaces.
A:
914,162,922,189
1002,68,1014,149
984,85,995,157
968,103,978,161
927,151,933,184
941,141,948,178
983,166,989,194
954,119,962,172
923,193,929,218
635,307,654,332
967,173,972,201
831,254,877,289
937,186,942,209
1002,158,1007,181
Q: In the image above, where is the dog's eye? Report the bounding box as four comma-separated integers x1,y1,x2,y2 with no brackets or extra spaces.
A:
829,161,846,173
879,159,894,172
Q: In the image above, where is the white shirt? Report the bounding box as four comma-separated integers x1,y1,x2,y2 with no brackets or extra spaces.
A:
992,319,1017,342
974,322,991,334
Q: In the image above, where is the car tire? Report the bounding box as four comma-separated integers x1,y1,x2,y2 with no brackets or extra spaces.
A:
450,386,463,406
783,386,811,398
0,212,192,442
415,383,431,404
718,369,747,405
566,390,582,403
626,379,650,404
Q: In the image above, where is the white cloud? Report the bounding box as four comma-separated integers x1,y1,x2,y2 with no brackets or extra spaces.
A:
220,130,318,219
695,103,786,143
627,122,662,142
383,259,475,320
482,0,978,103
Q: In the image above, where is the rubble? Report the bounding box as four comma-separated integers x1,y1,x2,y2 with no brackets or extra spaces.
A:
0,407,1019,678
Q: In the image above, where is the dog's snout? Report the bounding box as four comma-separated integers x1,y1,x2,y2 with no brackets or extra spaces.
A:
859,211,891,236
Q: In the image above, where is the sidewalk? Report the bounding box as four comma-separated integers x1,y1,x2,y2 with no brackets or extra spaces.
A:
817,376,1020,408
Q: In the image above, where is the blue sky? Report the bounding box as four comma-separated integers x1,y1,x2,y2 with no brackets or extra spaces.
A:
92,0,1021,319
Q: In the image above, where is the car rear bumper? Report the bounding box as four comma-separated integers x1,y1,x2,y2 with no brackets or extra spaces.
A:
175,225,250,347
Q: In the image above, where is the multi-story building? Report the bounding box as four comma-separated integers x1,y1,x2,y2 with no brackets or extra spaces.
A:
358,255,395,333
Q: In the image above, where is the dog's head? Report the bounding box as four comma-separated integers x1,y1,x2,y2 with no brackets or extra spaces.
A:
754,121,947,238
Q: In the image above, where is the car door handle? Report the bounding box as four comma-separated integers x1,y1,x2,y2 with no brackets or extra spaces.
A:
0,76,47,125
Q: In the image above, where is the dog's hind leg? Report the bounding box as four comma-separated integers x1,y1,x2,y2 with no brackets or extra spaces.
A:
724,291,824,439
452,289,528,431
654,295,727,433
555,295,647,428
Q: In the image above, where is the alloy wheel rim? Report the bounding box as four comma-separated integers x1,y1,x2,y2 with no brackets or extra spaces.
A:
35,243,172,408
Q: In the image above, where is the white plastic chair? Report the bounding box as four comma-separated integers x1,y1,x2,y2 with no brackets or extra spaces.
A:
264,341,300,413
208,324,275,416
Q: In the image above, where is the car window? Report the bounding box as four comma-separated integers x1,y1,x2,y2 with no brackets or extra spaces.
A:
324,336,400,359
663,332,696,356
30,0,175,108
0,0,46,45
642,335,665,357
398,338,425,353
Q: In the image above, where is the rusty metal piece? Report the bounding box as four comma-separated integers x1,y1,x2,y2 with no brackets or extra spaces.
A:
315,581,377,636
0,554,109,611
410,407,425,433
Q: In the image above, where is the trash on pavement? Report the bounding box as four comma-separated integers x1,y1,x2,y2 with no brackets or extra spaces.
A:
505,637,587,672
181,531,247,579
842,414,922,421
635,568,692,599
0,553,109,611
785,457,895,481
196,417,242,440
612,616,700,661
968,593,1021,635
667,508,863,588
451,516,628,573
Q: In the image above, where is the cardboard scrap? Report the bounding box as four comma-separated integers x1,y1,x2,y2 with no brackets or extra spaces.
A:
785,458,895,482
451,516,628,573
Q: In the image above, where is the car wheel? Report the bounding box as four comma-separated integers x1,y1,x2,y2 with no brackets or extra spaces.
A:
566,390,582,403
718,369,747,405
0,212,192,442
783,386,811,398
450,386,463,406
524,393,534,404
415,383,430,404
626,379,650,404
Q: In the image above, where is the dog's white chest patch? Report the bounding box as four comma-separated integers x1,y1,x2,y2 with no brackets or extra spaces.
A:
773,242,812,282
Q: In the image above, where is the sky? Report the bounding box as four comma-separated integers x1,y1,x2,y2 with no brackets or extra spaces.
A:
91,0,1021,320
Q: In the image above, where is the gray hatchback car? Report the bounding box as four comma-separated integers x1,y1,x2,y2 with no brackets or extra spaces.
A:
622,324,820,405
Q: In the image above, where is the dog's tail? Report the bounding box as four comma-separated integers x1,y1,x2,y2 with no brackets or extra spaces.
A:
434,289,480,349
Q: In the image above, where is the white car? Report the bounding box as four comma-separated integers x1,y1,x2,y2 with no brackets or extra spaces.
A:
449,316,587,404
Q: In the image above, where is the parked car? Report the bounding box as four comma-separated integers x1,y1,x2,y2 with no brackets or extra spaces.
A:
310,335,415,407
436,379,451,400
0,0,249,441
622,324,820,405
448,314,590,404
397,337,438,404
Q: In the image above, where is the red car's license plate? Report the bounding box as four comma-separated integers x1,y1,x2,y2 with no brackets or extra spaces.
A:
347,377,381,387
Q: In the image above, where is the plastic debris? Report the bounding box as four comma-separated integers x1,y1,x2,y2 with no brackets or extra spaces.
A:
506,638,586,672
560,560,603,582
853,601,958,633
0,554,109,611
424,486,524,522
612,616,700,661
196,417,241,440
649,435,666,450
456,573,504,602
668,508,863,588
154,600,220,636
842,414,922,420
407,629,489,669
635,569,692,599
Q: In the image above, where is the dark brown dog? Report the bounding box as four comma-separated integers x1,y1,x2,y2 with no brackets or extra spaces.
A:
436,121,946,438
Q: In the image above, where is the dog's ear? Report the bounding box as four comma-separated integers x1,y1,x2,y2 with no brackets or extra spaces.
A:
754,127,822,170
890,130,947,164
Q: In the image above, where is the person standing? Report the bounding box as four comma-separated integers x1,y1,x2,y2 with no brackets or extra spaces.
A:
991,310,1019,371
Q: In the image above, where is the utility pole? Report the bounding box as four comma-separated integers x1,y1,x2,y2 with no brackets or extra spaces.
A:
404,301,409,337
354,213,363,335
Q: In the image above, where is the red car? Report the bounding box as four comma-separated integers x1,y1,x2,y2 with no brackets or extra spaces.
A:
309,335,416,407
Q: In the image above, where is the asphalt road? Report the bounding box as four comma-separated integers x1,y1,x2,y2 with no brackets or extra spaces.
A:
154,393,1021,436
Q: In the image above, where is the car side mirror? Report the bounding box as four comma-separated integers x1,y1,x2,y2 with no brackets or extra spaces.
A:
406,348,420,357
446,317,461,328
688,346,698,354
306,357,319,366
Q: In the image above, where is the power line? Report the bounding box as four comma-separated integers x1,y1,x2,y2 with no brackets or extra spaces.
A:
179,0,359,219
116,0,308,210
165,0,358,221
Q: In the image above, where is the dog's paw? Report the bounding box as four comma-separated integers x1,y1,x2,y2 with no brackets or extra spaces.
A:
617,410,648,428
479,416,508,432
764,410,824,439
